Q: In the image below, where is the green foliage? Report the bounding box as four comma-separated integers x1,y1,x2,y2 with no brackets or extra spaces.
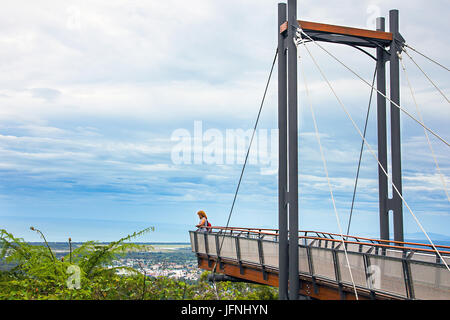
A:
192,271,278,300
70,228,152,279
0,227,277,300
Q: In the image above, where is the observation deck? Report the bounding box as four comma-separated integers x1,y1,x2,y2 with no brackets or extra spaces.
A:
189,227,450,300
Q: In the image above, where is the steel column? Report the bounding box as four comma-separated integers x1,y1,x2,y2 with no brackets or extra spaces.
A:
375,17,390,242
287,0,299,300
277,2,289,301
389,9,404,243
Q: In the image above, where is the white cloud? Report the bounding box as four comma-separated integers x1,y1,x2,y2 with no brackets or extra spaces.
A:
0,0,448,238
134,164,177,172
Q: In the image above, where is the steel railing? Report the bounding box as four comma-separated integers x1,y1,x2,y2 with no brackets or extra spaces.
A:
190,227,450,300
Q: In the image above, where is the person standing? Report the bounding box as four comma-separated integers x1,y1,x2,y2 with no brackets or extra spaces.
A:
196,210,209,232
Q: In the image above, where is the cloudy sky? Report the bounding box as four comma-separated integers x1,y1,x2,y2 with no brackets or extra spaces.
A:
0,0,449,242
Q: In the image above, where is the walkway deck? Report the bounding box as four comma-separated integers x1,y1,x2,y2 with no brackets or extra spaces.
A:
189,227,450,300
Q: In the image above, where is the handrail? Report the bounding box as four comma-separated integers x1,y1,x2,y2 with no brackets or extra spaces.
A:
298,236,450,256
301,230,450,250
202,226,450,257
208,226,450,250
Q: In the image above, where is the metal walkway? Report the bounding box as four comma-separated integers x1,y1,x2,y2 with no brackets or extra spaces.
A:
189,227,450,300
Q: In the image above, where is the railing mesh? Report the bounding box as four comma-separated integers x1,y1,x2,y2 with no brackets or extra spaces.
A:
190,230,450,299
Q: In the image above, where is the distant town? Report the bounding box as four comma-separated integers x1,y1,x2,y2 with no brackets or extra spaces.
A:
2,242,203,281
110,257,202,281
107,244,202,281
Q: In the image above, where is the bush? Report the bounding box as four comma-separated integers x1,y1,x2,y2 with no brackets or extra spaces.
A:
0,227,277,300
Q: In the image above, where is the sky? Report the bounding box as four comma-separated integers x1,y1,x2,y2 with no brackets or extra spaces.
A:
0,0,449,243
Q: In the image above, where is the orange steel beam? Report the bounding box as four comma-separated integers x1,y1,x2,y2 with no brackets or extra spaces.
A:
280,20,393,42
298,236,450,255
209,227,450,253
301,230,450,250
197,255,399,300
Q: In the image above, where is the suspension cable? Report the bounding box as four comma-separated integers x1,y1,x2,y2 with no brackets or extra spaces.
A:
295,31,450,271
210,48,279,288
398,52,450,202
402,47,449,104
298,45,359,299
298,29,450,148
347,67,377,235
404,43,450,72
